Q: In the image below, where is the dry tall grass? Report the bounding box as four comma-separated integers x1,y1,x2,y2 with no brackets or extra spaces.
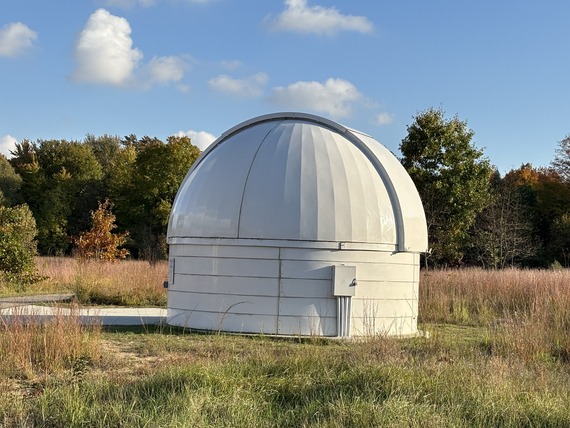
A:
0,306,101,379
420,268,570,362
34,257,167,306
2,264,570,425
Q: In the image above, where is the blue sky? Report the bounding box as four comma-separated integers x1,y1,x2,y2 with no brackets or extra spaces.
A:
1,0,569,174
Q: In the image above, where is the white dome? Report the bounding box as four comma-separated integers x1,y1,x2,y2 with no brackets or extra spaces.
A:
168,113,427,252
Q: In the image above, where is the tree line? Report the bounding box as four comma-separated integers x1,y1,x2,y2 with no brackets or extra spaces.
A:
0,134,200,271
1,108,569,278
400,108,570,268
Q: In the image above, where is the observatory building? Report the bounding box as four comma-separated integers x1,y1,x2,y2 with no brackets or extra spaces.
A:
166,112,428,337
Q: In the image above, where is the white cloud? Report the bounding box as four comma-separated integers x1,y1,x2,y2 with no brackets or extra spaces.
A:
0,22,37,57
71,9,191,90
71,9,142,86
176,83,191,93
0,135,17,158
376,112,394,125
268,0,373,36
209,72,268,97
220,60,242,70
146,55,187,84
176,130,216,150
270,78,362,118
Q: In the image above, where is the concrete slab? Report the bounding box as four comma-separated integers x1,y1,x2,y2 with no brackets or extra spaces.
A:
0,293,75,309
0,305,167,326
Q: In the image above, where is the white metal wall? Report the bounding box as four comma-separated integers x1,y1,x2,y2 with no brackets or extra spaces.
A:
167,243,420,337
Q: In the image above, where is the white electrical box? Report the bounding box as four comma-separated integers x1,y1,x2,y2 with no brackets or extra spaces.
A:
332,265,357,297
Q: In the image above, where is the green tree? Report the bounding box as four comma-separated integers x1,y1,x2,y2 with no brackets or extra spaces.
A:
84,134,122,198
10,139,103,254
84,134,122,176
549,213,570,267
0,154,22,206
9,139,36,171
0,203,37,285
399,108,492,266
111,135,200,262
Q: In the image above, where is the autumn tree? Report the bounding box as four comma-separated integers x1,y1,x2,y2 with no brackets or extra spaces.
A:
74,199,128,261
400,108,492,266
503,164,570,266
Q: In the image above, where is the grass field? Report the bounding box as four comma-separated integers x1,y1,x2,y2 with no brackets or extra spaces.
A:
2,260,570,427
0,257,168,307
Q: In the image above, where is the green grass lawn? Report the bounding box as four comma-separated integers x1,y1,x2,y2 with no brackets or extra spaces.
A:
3,264,570,426
3,323,570,427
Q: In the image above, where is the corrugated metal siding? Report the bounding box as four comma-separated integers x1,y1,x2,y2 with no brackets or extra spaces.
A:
167,243,420,337
238,121,396,244
168,121,276,238
354,132,428,252
168,116,406,247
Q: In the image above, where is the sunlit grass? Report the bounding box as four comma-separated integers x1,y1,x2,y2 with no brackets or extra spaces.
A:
420,268,570,363
3,328,570,427
2,263,570,426
0,305,102,380
0,257,167,307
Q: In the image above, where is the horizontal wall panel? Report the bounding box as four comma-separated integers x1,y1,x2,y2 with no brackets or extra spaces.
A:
169,245,279,259
277,314,336,336
280,259,417,283
354,280,417,300
351,298,417,319
280,260,333,280
355,263,417,282
175,256,279,278
280,279,331,298
168,309,278,334
170,274,279,297
166,242,422,337
278,297,336,318
351,316,416,337
280,248,415,265
168,290,278,316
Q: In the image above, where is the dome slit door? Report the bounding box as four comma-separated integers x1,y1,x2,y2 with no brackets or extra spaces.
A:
332,265,357,337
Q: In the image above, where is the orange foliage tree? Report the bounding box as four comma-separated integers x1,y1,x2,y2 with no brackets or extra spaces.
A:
74,199,129,261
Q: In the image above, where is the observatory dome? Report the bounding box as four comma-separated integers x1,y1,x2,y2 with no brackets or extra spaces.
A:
167,113,428,337
168,112,427,252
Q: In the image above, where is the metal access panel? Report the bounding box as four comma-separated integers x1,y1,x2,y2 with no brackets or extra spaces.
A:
332,265,357,297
